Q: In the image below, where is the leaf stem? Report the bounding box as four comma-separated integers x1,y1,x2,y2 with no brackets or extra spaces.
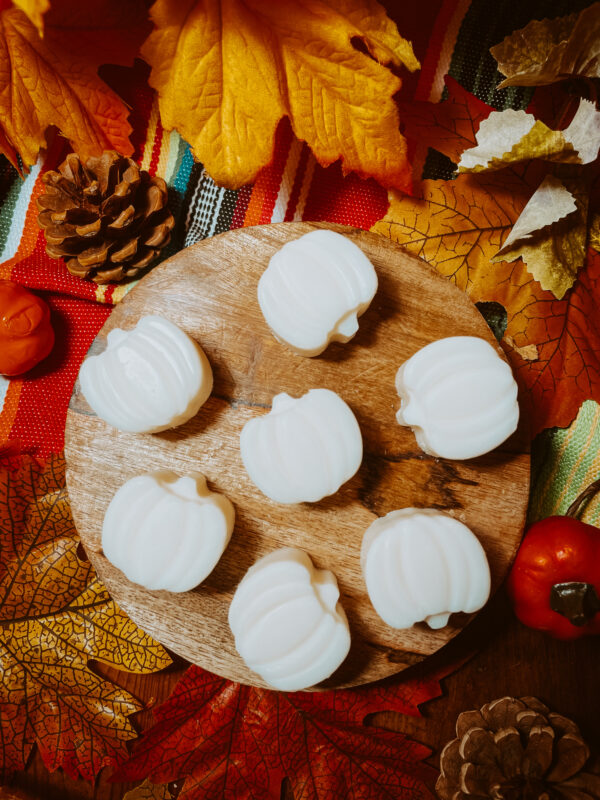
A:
565,477,600,519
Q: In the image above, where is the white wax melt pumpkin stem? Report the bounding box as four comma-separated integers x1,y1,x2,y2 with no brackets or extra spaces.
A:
228,548,351,691
361,509,491,630
79,315,213,434
258,229,378,357
102,470,234,592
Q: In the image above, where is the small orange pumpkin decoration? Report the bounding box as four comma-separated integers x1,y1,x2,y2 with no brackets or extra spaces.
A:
0,281,54,376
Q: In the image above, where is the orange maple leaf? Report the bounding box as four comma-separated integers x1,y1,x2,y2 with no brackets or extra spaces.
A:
373,166,600,436
0,453,171,780
141,0,420,191
0,1,150,172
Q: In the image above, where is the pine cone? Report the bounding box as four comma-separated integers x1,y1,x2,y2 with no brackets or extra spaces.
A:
36,151,175,284
436,696,600,800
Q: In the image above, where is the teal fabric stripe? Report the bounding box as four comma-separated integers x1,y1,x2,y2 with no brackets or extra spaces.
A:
173,143,195,197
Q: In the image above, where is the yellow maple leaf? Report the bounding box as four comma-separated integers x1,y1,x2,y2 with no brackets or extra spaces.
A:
11,0,49,35
141,0,419,190
0,454,171,780
491,3,600,89
0,2,150,172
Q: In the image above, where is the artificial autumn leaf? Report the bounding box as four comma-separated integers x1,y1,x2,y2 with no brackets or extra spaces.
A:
141,0,420,191
458,100,600,172
123,780,174,800
398,76,492,164
492,172,589,299
0,1,150,172
0,453,171,780
504,336,538,362
115,663,455,800
372,166,539,293
372,172,600,435
11,0,49,35
490,2,600,89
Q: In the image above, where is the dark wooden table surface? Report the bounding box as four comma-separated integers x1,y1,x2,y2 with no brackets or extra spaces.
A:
6,587,599,800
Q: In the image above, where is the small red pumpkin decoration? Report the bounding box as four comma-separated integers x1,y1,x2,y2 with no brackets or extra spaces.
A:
508,479,600,639
0,280,54,376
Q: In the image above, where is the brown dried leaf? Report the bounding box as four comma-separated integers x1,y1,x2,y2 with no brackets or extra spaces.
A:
491,3,600,88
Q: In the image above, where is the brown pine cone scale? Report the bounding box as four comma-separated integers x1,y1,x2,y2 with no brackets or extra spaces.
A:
37,151,175,284
437,696,600,800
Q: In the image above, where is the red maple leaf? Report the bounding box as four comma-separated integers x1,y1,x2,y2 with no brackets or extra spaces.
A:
399,76,492,164
115,663,456,800
499,247,600,435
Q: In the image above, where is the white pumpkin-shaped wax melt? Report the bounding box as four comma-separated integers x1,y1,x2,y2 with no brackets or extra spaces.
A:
258,229,378,357
240,388,363,504
395,336,519,459
102,471,235,592
361,509,491,630
228,548,351,690
79,314,213,433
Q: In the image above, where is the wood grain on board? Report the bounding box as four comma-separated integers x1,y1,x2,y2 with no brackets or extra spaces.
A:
64,222,530,689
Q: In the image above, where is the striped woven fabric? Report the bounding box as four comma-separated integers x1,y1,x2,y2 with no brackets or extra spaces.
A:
529,401,600,526
0,0,596,509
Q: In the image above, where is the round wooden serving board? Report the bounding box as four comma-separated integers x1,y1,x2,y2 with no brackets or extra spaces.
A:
65,222,530,690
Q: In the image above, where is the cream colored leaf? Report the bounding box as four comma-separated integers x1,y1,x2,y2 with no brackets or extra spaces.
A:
459,100,600,173
492,173,588,299
565,99,600,165
504,336,539,362
142,0,419,190
499,175,577,251
491,3,600,88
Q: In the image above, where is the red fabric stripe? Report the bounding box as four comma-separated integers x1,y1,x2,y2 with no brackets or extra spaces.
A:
284,144,310,222
9,295,111,456
413,0,461,101
257,121,295,225
303,163,389,230
10,232,99,304
389,0,446,102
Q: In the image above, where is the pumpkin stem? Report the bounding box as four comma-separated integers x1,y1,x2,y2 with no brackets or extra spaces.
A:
550,582,600,626
565,477,600,520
